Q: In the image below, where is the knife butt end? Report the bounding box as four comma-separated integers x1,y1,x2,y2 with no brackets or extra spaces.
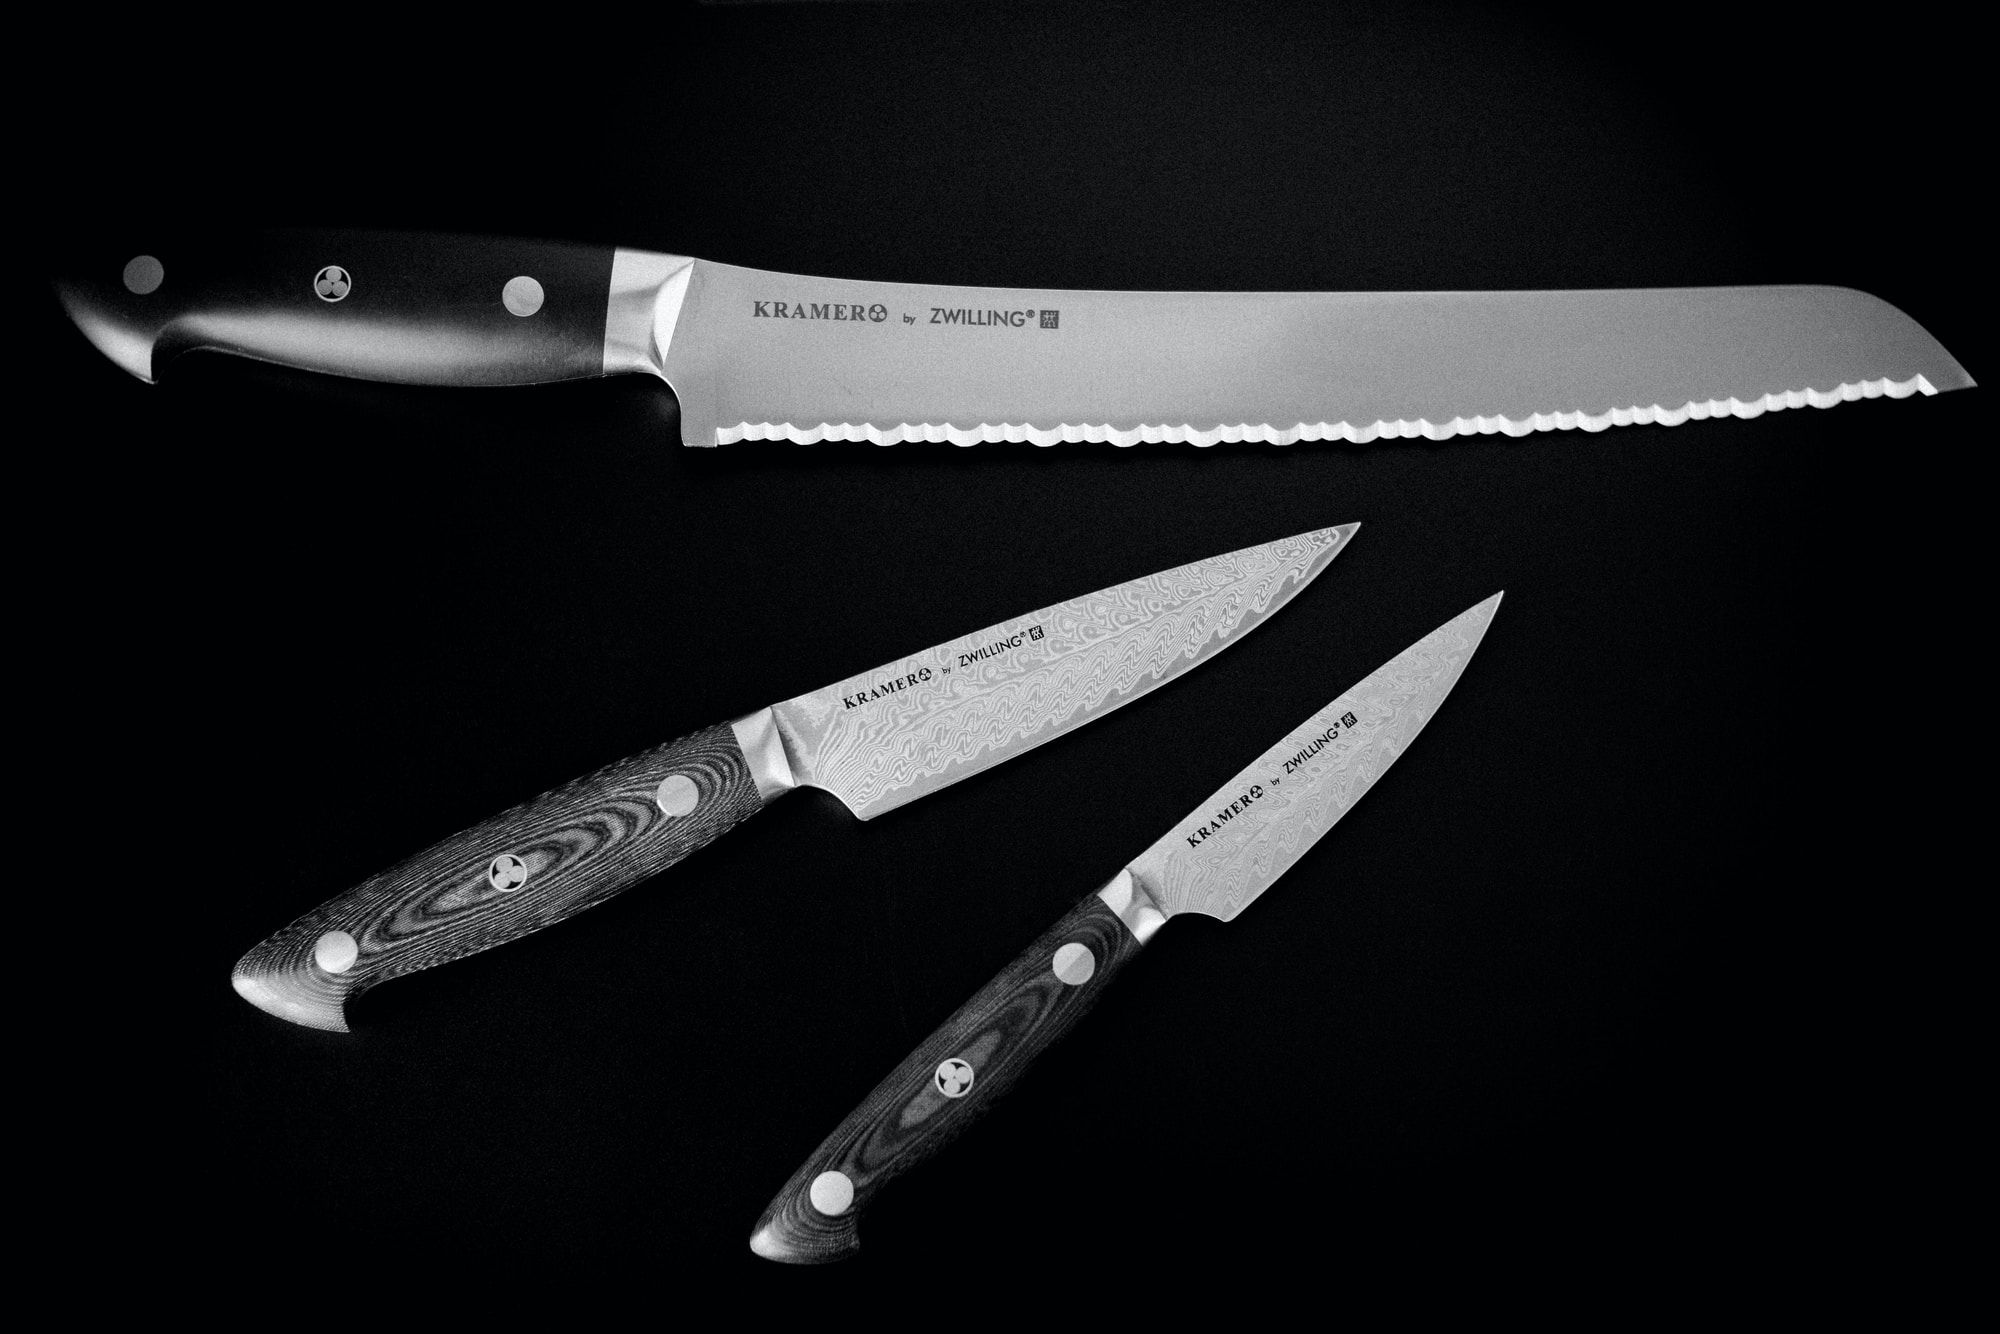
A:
749,1193,861,1264
230,957,352,1033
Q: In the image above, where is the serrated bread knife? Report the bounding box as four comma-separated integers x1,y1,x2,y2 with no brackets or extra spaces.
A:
749,592,1500,1263
232,525,1355,1031
57,232,1972,446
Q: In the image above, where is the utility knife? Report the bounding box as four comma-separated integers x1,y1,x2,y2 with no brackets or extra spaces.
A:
56,232,1972,447
232,525,1355,1031
749,591,1500,1263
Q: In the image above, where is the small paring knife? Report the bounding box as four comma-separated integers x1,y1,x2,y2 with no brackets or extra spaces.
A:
232,525,1357,1031
749,592,1501,1263
56,231,1973,448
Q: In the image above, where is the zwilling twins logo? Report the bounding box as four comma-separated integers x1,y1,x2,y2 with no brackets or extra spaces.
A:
929,308,1061,329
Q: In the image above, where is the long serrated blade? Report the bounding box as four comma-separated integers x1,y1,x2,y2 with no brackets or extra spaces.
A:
654,261,1971,446
773,525,1356,818
1127,591,1501,923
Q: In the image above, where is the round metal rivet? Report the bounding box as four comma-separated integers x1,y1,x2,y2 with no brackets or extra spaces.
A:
122,255,164,295
655,774,699,817
1052,942,1096,986
314,930,359,974
934,1057,975,1098
808,1170,854,1217
502,275,545,317
488,853,529,892
313,265,352,302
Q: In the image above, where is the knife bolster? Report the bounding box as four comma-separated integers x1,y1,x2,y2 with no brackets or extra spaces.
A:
603,248,696,377
1097,868,1167,943
729,706,799,802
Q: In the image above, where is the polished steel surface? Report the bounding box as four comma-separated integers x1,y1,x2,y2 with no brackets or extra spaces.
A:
1128,592,1502,923
630,256,1972,446
772,525,1357,819
729,706,799,803
603,247,695,376
1096,868,1167,944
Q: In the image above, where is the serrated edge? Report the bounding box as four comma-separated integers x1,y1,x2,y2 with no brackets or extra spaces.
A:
715,373,1936,447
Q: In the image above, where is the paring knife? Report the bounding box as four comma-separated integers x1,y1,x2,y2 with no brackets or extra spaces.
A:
232,525,1356,1031
57,232,1972,447
749,592,1501,1263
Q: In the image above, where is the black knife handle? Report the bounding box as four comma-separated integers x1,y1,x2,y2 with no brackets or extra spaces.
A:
750,888,1154,1263
231,721,766,1032
53,229,617,386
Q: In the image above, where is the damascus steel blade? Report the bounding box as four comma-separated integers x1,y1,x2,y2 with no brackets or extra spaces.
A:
651,261,1973,446
1126,592,1501,923
774,525,1357,819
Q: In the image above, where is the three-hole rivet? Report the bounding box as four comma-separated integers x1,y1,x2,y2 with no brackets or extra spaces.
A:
808,1170,854,1217
655,774,699,817
313,265,352,302
934,1058,975,1098
1052,942,1096,985
314,930,359,974
488,853,529,892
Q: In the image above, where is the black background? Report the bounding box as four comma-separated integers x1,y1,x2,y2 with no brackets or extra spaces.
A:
37,0,1981,1310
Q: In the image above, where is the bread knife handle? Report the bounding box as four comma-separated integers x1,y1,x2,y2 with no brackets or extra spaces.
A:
55,229,624,386
749,876,1162,1263
232,719,774,1032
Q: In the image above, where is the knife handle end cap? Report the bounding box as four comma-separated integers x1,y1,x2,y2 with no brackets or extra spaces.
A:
230,954,353,1033
748,1211,857,1265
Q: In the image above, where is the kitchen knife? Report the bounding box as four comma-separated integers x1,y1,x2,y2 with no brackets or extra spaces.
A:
749,591,1500,1263
232,525,1356,1031
56,232,1972,447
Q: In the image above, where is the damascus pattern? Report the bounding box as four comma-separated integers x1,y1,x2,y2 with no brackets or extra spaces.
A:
1129,592,1501,923
775,526,1356,818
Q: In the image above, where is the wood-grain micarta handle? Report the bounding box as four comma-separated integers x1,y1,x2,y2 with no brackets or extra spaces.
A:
750,891,1151,1263
231,722,765,1031
54,229,616,386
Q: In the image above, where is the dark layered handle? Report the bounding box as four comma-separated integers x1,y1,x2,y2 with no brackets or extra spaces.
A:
750,890,1152,1263
53,229,617,386
231,722,767,1032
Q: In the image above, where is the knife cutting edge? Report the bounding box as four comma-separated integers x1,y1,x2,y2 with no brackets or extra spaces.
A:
56,231,1973,448
749,591,1501,1263
231,525,1358,1031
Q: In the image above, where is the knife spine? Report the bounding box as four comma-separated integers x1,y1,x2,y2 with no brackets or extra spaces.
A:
709,373,1940,448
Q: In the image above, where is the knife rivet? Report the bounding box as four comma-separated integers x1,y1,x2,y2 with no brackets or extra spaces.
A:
1051,942,1096,986
488,853,530,892
934,1058,975,1098
312,265,352,302
502,275,545,317
122,255,164,295
313,930,359,974
808,1170,854,1217
655,774,699,817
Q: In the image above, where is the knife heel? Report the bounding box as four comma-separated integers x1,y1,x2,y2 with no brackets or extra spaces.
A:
229,720,768,1031
750,882,1156,1263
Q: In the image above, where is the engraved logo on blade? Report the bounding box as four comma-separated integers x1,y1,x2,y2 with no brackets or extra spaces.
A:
841,666,934,711
744,298,1060,330
752,300,887,323
1280,712,1358,777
